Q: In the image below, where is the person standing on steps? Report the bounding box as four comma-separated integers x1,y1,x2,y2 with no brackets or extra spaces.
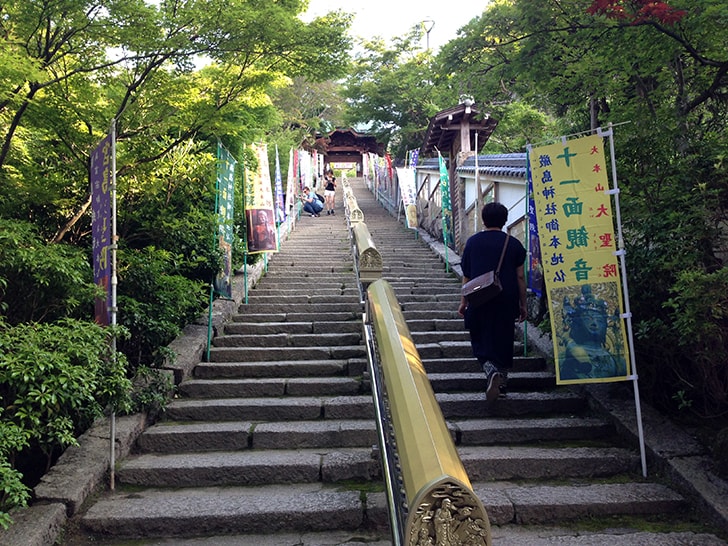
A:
323,174,336,215
458,202,527,407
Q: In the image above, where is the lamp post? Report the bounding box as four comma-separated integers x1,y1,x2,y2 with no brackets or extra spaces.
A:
422,18,435,50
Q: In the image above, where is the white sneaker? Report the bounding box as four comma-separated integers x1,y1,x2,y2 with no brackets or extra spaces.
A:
485,369,503,406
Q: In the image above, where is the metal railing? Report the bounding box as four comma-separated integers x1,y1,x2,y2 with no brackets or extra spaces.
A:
344,177,490,545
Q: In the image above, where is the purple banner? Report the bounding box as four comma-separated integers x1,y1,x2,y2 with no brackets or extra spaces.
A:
91,134,112,325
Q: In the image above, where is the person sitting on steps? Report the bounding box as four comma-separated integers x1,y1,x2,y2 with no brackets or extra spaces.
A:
301,187,323,217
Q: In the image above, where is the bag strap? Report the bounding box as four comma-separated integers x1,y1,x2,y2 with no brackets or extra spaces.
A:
495,235,509,274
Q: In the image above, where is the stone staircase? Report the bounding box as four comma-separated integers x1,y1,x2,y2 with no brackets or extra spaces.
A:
66,178,727,545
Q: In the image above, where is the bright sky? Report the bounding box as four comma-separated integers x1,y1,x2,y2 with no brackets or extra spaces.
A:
303,1,490,52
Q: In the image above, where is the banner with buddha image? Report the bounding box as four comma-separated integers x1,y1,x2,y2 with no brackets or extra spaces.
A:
244,143,278,254
528,134,630,384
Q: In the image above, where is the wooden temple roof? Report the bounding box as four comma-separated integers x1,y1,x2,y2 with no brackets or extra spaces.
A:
419,102,499,157
316,128,385,157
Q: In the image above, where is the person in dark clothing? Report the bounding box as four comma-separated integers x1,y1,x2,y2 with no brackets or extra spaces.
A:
458,202,527,406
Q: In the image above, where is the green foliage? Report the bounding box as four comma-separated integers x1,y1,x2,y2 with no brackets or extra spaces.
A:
0,417,31,529
343,28,446,156
129,366,175,419
116,248,207,369
662,268,728,416
0,317,131,526
0,219,96,324
0,319,132,459
438,0,728,420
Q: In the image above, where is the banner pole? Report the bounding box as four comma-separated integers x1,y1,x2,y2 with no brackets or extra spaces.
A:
602,123,647,477
109,118,117,492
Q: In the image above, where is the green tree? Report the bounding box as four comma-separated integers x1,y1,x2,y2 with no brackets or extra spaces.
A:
438,0,728,416
343,28,446,157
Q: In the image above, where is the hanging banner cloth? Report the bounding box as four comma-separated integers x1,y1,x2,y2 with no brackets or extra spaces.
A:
213,142,237,299
396,166,418,229
244,143,278,254
529,134,630,384
90,131,113,325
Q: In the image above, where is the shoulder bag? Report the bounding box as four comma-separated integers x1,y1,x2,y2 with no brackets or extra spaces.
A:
461,235,509,308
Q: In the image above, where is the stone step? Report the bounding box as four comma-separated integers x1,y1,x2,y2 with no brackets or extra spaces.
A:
138,420,380,453
116,445,635,489
80,483,387,539
223,320,363,335
68,529,728,546
235,302,363,314
192,359,362,379
231,311,363,323
211,331,362,348
435,390,588,418
163,390,584,423
247,288,361,297
208,345,366,362
178,376,366,398
79,481,685,540
453,416,615,445
422,356,547,374
163,395,375,422
117,447,379,487
411,330,471,343
428,371,555,393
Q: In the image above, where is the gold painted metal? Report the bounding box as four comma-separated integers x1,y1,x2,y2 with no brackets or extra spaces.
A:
367,279,491,546
353,222,382,283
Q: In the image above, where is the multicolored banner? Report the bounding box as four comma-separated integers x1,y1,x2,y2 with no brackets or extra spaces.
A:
526,155,544,298
274,145,285,224
244,143,278,254
396,167,418,229
529,134,630,384
213,143,236,298
90,132,113,325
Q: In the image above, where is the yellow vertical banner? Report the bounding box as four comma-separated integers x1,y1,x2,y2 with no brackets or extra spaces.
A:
244,143,278,254
529,134,630,384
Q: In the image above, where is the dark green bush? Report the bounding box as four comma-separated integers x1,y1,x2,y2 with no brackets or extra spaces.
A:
116,247,207,370
0,219,95,324
0,318,132,526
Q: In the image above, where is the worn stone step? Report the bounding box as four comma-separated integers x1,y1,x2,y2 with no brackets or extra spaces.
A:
80,484,388,539
231,311,363,323
460,446,639,481
477,481,685,525
178,376,366,398
117,447,379,487
436,390,588,418
223,320,363,335
245,294,362,305
405,318,469,332
411,330,471,343
79,481,685,540
394,295,461,305
164,395,375,422
428,371,556,393
208,345,366,362
237,302,363,314
247,288,361,298
192,359,358,379
136,420,380,453
212,331,362,348
489,529,727,546
452,416,615,445
422,356,548,374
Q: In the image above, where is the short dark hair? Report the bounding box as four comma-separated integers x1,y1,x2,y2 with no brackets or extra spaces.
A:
482,202,508,228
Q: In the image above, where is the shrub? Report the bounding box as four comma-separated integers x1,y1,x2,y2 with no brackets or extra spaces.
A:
0,318,131,526
0,219,95,324
116,247,207,370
